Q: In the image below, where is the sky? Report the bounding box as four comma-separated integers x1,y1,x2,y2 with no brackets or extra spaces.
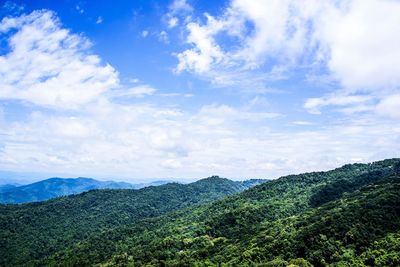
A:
0,0,399,183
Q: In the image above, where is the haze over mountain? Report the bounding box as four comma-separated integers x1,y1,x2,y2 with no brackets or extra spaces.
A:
0,177,175,204
0,176,263,266
0,0,399,181
0,0,399,266
1,159,399,266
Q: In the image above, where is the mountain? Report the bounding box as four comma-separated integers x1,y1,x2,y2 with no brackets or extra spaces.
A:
0,177,137,204
0,184,19,193
126,179,175,189
1,159,399,266
0,176,263,266
0,177,177,204
23,158,399,267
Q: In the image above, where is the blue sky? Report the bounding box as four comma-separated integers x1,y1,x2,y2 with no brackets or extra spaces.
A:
0,0,399,182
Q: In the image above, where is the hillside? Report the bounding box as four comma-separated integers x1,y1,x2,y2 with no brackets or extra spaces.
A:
0,177,262,266
0,177,136,203
0,184,19,193
34,159,400,266
0,177,176,204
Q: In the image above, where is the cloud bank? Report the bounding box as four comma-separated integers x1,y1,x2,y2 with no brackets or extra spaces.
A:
0,10,118,108
0,2,399,181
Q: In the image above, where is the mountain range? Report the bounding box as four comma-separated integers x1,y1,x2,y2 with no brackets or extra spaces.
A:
0,176,264,266
0,159,399,266
0,177,173,204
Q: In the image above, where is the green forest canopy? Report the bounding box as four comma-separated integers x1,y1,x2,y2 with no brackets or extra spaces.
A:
1,159,399,266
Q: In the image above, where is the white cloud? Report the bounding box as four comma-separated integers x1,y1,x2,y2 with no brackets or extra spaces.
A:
292,121,313,126
169,0,193,14
158,30,169,43
0,8,399,181
158,92,193,97
0,106,4,127
141,30,149,38
2,1,24,15
0,99,289,179
164,0,192,30
316,0,400,90
75,5,84,14
0,98,399,180
96,16,103,24
304,94,374,115
304,91,400,119
160,159,182,169
168,17,179,28
176,14,226,73
376,94,400,119
196,104,280,126
0,10,118,109
174,0,316,80
173,0,400,95
110,85,157,98
130,78,140,83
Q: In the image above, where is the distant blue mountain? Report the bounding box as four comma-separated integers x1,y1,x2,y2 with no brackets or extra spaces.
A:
0,177,171,204
0,184,19,193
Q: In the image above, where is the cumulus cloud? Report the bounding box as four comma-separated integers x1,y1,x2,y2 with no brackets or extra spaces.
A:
169,0,400,119
173,0,400,94
174,0,317,81
176,14,226,74
0,99,289,179
2,98,399,179
164,0,193,30
0,8,399,181
317,0,400,90
169,0,193,14
0,10,119,109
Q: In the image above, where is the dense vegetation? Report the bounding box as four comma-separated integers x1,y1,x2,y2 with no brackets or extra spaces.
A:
0,177,262,266
0,177,176,204
1,159,399,266
0,177,138,204
58,175,400,267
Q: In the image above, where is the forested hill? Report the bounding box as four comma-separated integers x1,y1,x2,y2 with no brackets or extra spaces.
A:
0,177,137,204
1,159,400,266
35,158,400,267
0,176,263,266
0,177,178,204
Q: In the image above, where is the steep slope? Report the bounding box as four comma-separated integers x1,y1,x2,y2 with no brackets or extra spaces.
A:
246,175,400,266
0,176,262,266
0,177,137,203
82,176,400,267
41,159,400,266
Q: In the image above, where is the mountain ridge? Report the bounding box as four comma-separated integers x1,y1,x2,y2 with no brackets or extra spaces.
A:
0,159,399,266
0,176,263,266
37,158,400,266
0,177,174,204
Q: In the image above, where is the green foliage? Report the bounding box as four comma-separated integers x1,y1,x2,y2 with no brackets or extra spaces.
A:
0,177,137,204
1,159,400,266
0,176,259,266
